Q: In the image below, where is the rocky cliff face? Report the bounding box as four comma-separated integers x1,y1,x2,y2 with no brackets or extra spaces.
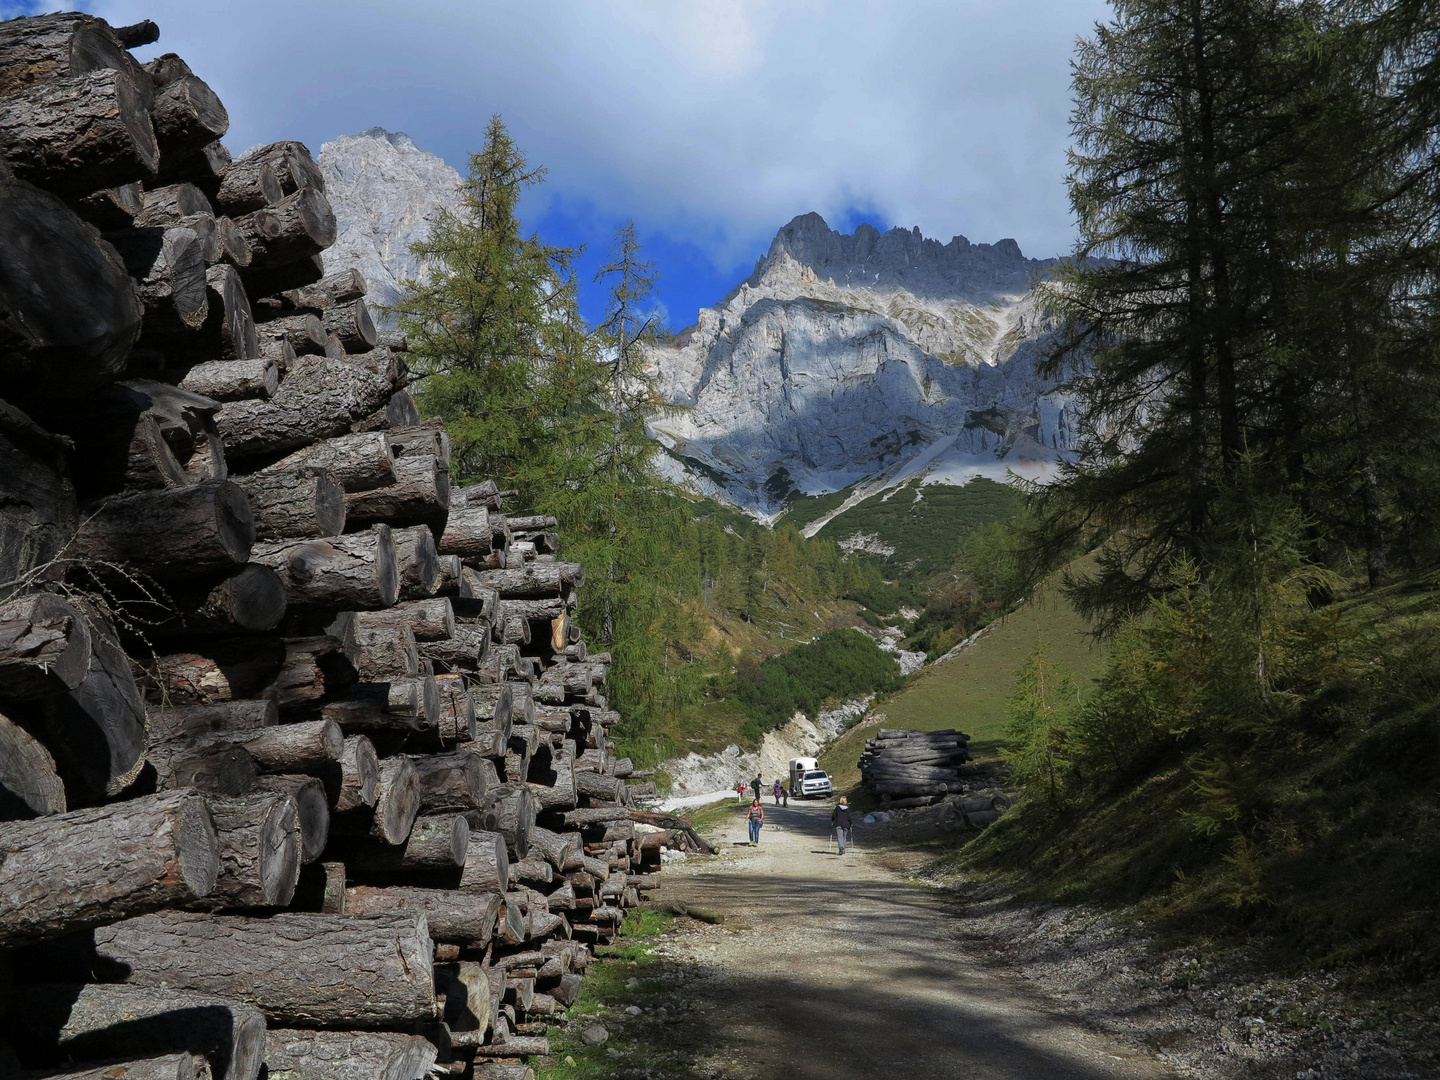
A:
646,213,1076,514
317,128,461,318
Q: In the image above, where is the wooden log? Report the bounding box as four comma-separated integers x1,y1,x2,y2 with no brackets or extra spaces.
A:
390,524,440,601
354,625,418,680
355,597,454,642
69,479,254,580
0,592,91,701
473,1037,548,1059
9,983,266,1080
434,673,476,743
324,299,377,353
334,811,467,873
71,181,143,229
133,182,213,226
335,344,403,383
511,855,552,884
178,358,278,401
149,74,228,161
251,525,398,610
90,910,435,1028
239,252,323,299
470,684,513,730
0,789,217,945
215,213,251,267
212,152,280,214
106,223,209,335
0,177,143,400
282,268,365,311
169,718,343,773
233,468,345,540
0,12,147,98
344,454,449,532
458,828,509,892
263,1029,437,1080
147,739,256,797
249,773,329,864
144,699,277,742
493,893,527,946
467,563,583,598
235,188,334,267
321,673,441,739
263,431,395,493
526,824,582,872
196,262,260,362
0,67,159,194
418,621,490,675
491,785,535,860
36,1053,201,1080
156,140,230,198
215,356,392,461
0,709,66,820
472,1065,533,1080
140,638,286,707
257,311,326,353
437,507,506,559
329,733,380,812
195,790,301,908
410,749,490,813
387,422,449,470
330,754,419,845
353,390,420,432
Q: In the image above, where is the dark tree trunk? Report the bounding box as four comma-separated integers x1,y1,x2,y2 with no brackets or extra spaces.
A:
149,74,228,161
262,1030,437,1080
458,829,510,893
133,183,213,226
0,709,66,819
107,224,209,335
438,508,507,559
151,563,289,636
392,524,440,600
328,733,379,812
354,624,418,680
194,790,301,909
71,479,255,579
344,454,449,533
8,982,266,1080
324,299,376,353
71,181,144,228
250,525,399,610
178,357,278,401
156,141,230,198
238,252,323,299
143,699,278,742
234,188,335,268
256,311,327,353
38,1053,200,1080
0,12,147,99
0,176,142,401
0,592,92,700
410,749,491,813
215,356,391,461
280,268,366,312
0,67,159,194
234,468,345,540
467,563,583,599
213,155,281,215
332,812,467,872
146,739,256,797
0,789,218,945
329,754,420,845
264,431,396,493
89,909,435,1028
356,598,454,641
343,886,499,947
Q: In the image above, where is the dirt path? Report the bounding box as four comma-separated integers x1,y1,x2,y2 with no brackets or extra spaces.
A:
648,800,1178,1080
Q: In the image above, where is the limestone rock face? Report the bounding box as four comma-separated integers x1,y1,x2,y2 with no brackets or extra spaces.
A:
645,212,1078,512
317,128,461,318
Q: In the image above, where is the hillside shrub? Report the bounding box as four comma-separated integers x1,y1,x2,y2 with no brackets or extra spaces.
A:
735,629,903,741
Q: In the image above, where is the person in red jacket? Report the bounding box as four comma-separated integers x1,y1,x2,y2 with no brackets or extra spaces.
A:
747,798,765,845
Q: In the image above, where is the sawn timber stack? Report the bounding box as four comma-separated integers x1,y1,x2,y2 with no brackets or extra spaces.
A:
0,12,702,1080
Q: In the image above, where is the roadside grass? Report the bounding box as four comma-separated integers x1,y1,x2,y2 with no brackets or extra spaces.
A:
660,697,757,757
819,561,1104,800
687,799,748,836
536,910,686,1080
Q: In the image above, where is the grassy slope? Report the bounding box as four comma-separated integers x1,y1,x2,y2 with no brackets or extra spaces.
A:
821,564,1104,796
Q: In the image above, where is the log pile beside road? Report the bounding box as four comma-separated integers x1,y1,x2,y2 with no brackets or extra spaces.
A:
0,13,700,1080
858,728,973,799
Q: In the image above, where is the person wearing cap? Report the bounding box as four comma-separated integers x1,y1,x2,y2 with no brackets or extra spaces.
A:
831,797,853,854
747,797,765,845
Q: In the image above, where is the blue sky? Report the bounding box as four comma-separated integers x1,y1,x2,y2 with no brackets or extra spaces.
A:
5,0,1111,327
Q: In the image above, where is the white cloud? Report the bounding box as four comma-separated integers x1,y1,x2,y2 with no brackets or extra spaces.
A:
80,0,1107,267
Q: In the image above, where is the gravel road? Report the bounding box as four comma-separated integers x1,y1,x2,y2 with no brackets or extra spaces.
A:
649,800,1179,1080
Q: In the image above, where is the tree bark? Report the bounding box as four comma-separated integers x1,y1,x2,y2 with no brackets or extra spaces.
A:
334,812,467,872
321,674,441,739
250,525,399,610
328,733,379,812
410,749,490,813
0,67,159,194
106,224,209,335
70,180,143,228
213,154,280,215
353,390,421,432
418,621,490,675
140,638,286,707
335,344,403,383
147,739,256,797
467,563,583,599
282,268,365,311
0,12,145,99
9,982,265,1080
344,887,499,950
215,357,392,461
193,790,301,909
263,431,396,493
434,672,476,744
71,479,254,580
324,299,377,353
233,468,345,540
0,789,218,944
355,598,454,642
148,564,287,637
329,754,419,845
37,1054,200,1080
234,188,334,268
144,698,278,742
90,909,435,1028
133,183,213,226
149,74,228,162
0,709,66,819
490,785,535,860
239,252,323,300
178,358,277,401
263,1030,437,1080
166,718,343,773
472,1065,533,1080
256,311,326,354
387,422,449,470
459,828,510,893
156,140,230,199
438,507,507,559
355,624,418,680
344,454,449,532
0,592,91,700
247,773,329,864
215,214,251,268
0,176,142,401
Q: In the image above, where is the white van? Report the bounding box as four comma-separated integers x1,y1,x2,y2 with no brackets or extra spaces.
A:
789,757,833,799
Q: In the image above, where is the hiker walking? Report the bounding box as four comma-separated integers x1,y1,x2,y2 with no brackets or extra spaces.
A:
747,798,765,845
751,774,761,801
735,780,746,804
831,797,853,854
772,779,783,806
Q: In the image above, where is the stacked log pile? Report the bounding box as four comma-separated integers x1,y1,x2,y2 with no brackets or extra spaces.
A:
0,13,701,1080
858,728,973,800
